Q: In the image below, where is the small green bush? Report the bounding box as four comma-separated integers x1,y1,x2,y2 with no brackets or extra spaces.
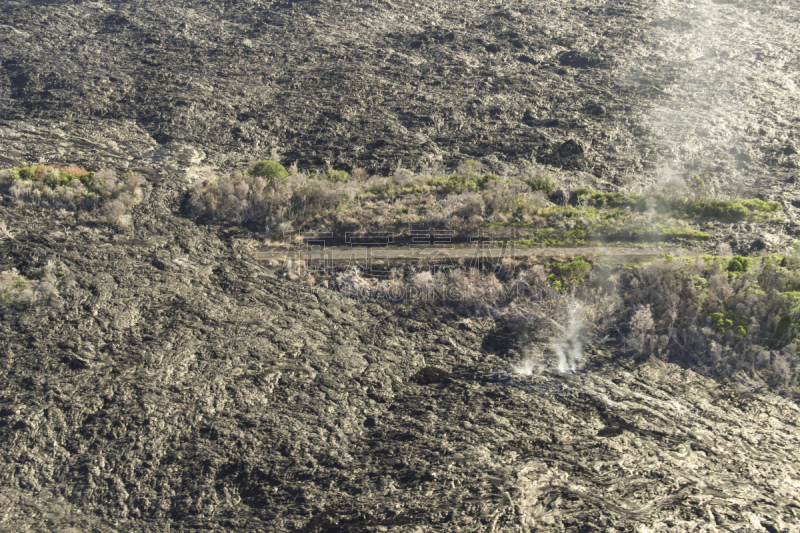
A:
560,258,592,284
695,200,749,222
710,312,733,335
727,255,751,273
529,175,559,195
547,258,592,287
251,160,289,183
739,198,782,213
689,275,709,289
546,275,563,291
325,170,351,183
16,166,38,180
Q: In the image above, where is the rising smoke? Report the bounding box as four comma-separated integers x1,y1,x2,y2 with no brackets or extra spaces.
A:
553,301,585,373
514,297,588,375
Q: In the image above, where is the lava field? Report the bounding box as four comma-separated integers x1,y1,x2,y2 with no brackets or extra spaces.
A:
2,0,800,531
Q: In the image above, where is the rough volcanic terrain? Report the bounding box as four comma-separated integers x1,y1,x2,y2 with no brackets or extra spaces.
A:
1,0,799,191
2,185,800,532
3,0,800,531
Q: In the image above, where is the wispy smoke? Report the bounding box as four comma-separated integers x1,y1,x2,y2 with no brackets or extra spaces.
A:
553,333,583,374
552,302,584,373
514,297,587,375
513,347,542,376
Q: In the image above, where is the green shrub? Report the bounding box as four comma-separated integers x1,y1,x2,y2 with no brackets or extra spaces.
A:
690,275,708,289
251,160,289,183
529,175,559,195
546,275,564,291
325,170,351,183
727,255,751,273
710,312,733,335
671,198,782,221
560,258,592,284
695,200,749,222
16,166,38,180
547,258,592,287
739,198,782,213
0,165,143,223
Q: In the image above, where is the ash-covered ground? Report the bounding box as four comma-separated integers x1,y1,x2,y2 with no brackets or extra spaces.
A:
3,0,800,531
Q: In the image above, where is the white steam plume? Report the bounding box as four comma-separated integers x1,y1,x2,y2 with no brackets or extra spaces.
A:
514,297,587,375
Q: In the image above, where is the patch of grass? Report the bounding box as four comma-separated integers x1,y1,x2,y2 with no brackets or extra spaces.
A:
573,187,781,223
659,226,712,241
528,175,559,195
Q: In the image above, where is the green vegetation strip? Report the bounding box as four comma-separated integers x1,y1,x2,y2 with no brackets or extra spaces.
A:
0,165,144,222
187,159,782,247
